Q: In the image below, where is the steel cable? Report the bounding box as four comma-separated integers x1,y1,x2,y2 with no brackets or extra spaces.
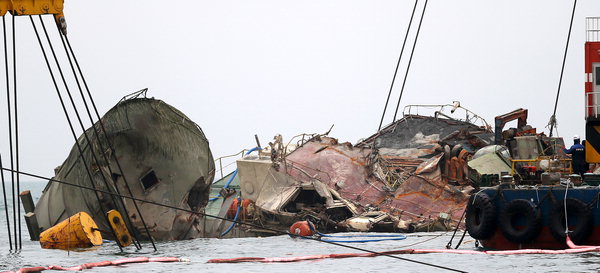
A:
29,15,122,252
378,0,419,131
51,16,144,251
392,0,428,122
1,16,12,250
549,0,577,137
13,13,21,249
62,29,157,252
5,14,17,250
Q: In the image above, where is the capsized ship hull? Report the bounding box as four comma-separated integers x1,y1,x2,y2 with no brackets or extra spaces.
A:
34,97,215,240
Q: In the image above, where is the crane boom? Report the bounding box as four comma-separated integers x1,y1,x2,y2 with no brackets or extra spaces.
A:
0,0,65,34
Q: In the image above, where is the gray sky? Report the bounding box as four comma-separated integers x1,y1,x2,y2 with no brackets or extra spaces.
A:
0,0,599,179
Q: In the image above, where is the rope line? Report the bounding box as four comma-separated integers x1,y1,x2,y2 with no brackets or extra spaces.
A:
4,167,464,273
445,208,466,249
377,0,419,131
549,0,577,137
392,0,429,122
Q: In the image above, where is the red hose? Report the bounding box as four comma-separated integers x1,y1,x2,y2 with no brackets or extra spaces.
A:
207,236,600,264
1,257,186,273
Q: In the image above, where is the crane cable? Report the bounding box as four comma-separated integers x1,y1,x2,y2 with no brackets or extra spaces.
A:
0,15,13,251
4,167,466,273
32,14,158,251
55,18,152,251
3,14,19,250
29,14,123,252
392,0,428,122
61,30,157,252
2,14,21,250
549,0,577,137
38,15,147,251
378,0,419,132
13,13,21,250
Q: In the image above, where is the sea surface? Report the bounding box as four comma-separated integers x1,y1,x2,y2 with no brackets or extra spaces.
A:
1,181,599,273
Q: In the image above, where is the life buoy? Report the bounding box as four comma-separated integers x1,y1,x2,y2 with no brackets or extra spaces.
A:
465,193,497,240
550,198,593,244
499,199,541,243
289,221,316,237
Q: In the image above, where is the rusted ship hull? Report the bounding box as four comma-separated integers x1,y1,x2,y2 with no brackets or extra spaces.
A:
34,96,215,241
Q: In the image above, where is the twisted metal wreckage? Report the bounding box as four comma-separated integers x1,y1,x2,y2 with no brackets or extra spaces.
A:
231,104,495,235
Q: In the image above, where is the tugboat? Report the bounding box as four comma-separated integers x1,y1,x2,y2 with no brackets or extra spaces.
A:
465,17,600,250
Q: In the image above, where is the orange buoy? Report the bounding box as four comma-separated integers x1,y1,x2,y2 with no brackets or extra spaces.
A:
289,221,315,237
39,211,103,250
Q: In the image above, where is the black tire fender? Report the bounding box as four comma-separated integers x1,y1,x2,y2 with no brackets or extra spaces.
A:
465,193,497,240
550,198,593,244
499,199,542,243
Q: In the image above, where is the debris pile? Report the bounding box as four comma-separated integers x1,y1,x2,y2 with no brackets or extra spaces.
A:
234,105,496,233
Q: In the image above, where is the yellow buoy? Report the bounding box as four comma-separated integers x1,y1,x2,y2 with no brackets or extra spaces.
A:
39,211,103,250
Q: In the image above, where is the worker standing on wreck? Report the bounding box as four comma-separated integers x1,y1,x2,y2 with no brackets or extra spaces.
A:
563,135,586,176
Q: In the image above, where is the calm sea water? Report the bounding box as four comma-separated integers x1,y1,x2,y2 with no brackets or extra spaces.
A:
1,181,599,273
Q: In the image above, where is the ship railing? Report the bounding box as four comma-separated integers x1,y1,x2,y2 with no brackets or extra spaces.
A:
213,149,247,181
510,158,572,176
402,103,492,131
585,91,600,119
587,17,600,42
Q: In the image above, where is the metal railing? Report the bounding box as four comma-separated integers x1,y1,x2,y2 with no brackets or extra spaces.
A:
402,103,491,131
213,149,248,181
587,17,600,42
585,91,600,118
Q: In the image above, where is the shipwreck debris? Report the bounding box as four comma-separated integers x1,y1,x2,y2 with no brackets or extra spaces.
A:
230,104,496,234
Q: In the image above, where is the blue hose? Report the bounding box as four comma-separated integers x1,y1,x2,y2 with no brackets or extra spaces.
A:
209,147,261,201
220,198,242,237
317,237,406,243
316,232,407,238
214,147,261,237
209,169,238,201
308,231,406,243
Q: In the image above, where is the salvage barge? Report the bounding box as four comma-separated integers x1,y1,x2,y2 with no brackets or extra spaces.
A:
465,20,600,250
